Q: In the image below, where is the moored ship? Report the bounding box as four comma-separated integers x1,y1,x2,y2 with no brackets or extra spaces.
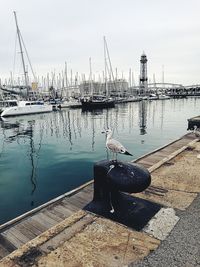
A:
81,95,115,110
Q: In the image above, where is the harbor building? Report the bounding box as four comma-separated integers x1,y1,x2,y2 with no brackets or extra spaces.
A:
79,79,129,97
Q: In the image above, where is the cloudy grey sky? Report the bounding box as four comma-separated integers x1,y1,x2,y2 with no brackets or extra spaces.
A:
0,0,200,85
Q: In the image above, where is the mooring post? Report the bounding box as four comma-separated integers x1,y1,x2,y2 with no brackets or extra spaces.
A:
84,159,160,230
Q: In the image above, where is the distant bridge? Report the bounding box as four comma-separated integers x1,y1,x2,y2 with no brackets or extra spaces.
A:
148,82,183,87
130,83,200,90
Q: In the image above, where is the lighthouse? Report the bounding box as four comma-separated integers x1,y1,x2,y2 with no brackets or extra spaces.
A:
139,53,148,94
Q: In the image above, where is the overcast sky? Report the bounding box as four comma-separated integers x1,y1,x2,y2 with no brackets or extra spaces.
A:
0,0,200,86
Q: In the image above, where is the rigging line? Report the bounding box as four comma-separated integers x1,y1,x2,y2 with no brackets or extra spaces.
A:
104,38,117,92
12,32,18,83
19,32,37,82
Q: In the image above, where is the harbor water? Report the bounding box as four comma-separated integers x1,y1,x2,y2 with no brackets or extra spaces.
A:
0,97,199,224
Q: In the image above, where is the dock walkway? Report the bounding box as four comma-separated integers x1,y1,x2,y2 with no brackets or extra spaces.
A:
0,132,197,260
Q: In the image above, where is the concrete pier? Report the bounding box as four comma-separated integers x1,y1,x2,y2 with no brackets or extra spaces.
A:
0,132,199,266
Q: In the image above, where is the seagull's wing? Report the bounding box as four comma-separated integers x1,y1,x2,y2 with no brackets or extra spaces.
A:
107,138,132,155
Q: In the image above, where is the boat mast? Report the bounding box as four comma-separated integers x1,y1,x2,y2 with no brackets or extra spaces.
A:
65,62,69,98
103,36,108,98
13,11,29,90
103,36,116,98
89,57,94,97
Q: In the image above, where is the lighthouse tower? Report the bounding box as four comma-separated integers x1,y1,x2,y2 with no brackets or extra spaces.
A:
139,53,148,94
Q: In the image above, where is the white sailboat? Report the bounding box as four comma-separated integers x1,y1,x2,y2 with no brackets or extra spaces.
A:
0,100,52,117
0,12,52,117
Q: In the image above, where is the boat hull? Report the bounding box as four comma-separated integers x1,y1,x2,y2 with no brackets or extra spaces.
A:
81,100,115,110
1,105,52,117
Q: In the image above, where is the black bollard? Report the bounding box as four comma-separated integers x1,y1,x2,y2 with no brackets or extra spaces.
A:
84,160,161,231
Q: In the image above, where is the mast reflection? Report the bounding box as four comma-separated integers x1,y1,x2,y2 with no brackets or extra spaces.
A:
0,117,42,206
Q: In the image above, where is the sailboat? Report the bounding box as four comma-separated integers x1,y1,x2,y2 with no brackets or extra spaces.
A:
0,12,52,117
81,38,115,110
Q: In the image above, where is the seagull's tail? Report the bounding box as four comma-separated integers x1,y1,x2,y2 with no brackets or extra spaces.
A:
124,151,133,156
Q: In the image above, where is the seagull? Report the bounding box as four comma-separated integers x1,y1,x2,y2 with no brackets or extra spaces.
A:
101,128,133,213
193,125,200,138
102,129,133,160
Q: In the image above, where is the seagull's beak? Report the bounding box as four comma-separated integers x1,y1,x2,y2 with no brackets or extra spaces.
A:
124,151,133,156
101,130,106,134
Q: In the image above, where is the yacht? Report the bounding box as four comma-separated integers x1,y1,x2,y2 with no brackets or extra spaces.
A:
0,100,52,117
81,95,115,110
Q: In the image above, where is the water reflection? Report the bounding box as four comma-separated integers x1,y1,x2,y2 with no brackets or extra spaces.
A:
160,100,165,130
139,100,147,135
27,121,37,205
0,117,42,206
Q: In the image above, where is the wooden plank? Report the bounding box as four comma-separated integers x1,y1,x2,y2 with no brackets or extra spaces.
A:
61,200,81,213
2,229,27,248
144,155,165,163
0,234,16,253
6,226,30,244
74,194,92,204
82,184,93,192
0,244,10,259
161,147,177,153
151,151,169,158
65,198,85,208
20,220,44,237
79,189,93,197
42,210,64,222
36,213,60,228
47,206,67,220
26,217,48,233
141,163,151,168
66,196,88,207
42,210,64,223
137,160,154,167
1,233,23,250
52,205,74,218
74,191,92,200
171,140,190,147
13,223,37,241
76,188,93,197
31,213,56,229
